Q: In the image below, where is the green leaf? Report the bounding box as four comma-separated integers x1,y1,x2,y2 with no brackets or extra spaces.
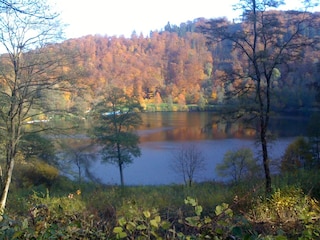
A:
154,215,161,223
204,216,212,224
185,197,197,207
117,232,128,239
126,221,136,231
12,231,24,239
177,232,186,238
225,208,233,217
150,219,159,228
215,227,223,235
215,205,223,216
162,220,171,230
143,210,151,218
118,217,127,227
137,224,147,230
215,203,229,216
185,216,200,227
113,227,124,233
195,205,203,216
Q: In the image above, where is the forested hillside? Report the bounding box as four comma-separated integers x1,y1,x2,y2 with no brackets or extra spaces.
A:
53,10,320,115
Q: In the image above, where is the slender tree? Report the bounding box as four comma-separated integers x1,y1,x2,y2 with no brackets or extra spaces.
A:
216,147,260,183
58,141,92,184
171,144,206,187
92,87,142,187
0,0,68,215
200,0,320,193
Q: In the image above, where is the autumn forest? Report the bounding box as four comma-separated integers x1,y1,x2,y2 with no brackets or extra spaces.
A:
52,11,320,116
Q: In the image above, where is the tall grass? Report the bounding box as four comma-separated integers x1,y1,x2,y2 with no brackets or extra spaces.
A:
3,169,320,239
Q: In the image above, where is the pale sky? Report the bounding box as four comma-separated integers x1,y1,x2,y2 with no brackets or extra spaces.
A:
49,0,320,39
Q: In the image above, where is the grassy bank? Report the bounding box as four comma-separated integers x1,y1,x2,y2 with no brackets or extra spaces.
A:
1,169,320,239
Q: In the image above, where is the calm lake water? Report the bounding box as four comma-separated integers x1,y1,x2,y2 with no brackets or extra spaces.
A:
71,112,310,185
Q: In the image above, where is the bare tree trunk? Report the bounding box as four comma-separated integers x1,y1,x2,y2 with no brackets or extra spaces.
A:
188,178,192,187
261,128,271,194
117,142,124,187
0,158,14,215
258,87,272,194
119,163,124,187
78,164,81,186
253,0,271,194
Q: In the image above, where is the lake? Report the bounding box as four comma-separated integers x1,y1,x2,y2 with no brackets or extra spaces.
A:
70,112,310,185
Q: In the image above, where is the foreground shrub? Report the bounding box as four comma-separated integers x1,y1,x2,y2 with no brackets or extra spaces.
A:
2,184,320,239
14,158,59,189
113,200,172,239
0,190,112,239
247,186,320,238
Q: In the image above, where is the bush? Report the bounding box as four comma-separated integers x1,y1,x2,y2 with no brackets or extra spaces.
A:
3,180,320,239
216,147,261,183
248,186,320,238
14,158,59,189
281,136,313,172
0,190,113,239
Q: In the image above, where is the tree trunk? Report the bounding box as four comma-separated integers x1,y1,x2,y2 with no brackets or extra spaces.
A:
78,164,81,186
257,79,272,194
188,178,192,187
260,121,272,194
116,142,125,187
0,158,15,215
119,163,124,187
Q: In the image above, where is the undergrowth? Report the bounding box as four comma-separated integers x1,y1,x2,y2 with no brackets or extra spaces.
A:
0,171,319,239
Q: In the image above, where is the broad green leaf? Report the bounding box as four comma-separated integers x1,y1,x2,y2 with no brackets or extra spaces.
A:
215,203,229,216
185,216,200,227
150,219,159,228
154,215,161,223
143,210,151,218
12,231,24,239
185,197,197,207
195,205,203,216
204,216,212,224
225,208,233,217
215,227,223,235
117,232,128,239
118,217,127,226
113,227,123,233
126,221,136,231
215,205,223,216
162,220,171,230
137,224,147,230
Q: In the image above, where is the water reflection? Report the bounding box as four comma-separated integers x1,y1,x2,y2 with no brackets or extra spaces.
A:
61,112,310,185
137,112,308,142
88,138,295,185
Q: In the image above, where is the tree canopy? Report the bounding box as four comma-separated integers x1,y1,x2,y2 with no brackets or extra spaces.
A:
92,87,142,186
